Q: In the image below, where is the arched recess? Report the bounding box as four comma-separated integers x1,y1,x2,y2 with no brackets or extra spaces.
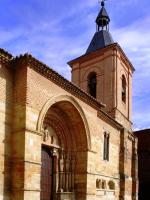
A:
37,95,91,200
37,95,91,150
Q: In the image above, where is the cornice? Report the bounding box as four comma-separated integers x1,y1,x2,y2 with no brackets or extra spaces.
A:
13,53,106,110
68,43,135,72
68,43,116,66
0,48,13,64
97,109,123,130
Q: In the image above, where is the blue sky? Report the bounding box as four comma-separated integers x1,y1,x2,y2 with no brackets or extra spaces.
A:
0,0,150,130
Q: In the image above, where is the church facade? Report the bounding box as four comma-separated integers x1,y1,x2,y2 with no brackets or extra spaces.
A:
0,2,138,200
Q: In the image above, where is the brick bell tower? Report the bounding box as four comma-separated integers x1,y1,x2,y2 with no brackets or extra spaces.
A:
68,0,135,129
68,3,138,199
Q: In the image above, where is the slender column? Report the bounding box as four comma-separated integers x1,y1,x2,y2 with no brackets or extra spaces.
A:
68,154,72,191
71,153,76,192
58,150,65,192
52,148,59,200
65,154,70,192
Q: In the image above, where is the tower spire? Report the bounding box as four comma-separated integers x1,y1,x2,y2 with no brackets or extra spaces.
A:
96,0,110,31
86,0,114,54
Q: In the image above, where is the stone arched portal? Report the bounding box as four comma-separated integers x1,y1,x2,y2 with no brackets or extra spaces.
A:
38,95,90,200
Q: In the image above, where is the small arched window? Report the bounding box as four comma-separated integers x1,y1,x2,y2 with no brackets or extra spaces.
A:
88,72,97,98
103,132,109,161
108,180,115,190
122,75,126,103
96,179,101,189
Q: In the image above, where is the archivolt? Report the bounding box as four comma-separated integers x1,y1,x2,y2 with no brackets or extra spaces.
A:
36,95,91,150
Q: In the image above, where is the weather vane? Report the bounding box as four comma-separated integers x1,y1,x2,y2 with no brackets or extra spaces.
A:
99,0,107,7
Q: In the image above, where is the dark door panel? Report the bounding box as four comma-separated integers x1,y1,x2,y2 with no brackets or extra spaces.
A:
41,147,53,200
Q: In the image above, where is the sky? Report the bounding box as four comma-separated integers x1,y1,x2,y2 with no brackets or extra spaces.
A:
0,0,150,130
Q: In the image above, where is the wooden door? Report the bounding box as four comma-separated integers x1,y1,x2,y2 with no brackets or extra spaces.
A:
41,147,53,200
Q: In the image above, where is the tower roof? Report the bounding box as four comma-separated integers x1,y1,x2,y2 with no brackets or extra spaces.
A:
86,30,114,54
86,0,114,54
